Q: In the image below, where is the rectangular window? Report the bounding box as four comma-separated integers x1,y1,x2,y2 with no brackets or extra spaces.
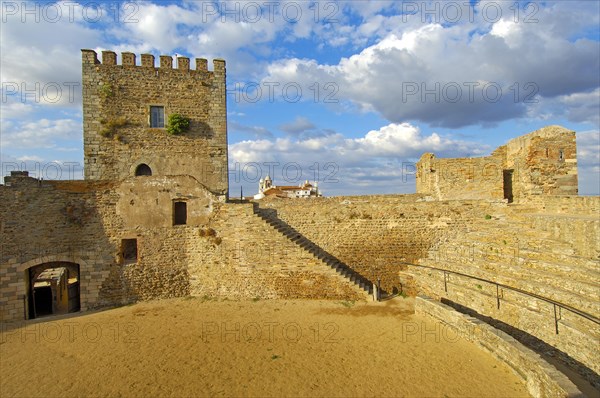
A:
121,239,138,264
173,201,187,225
150,106,165,128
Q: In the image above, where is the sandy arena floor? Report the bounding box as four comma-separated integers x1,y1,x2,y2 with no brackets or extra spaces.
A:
0,297,529,397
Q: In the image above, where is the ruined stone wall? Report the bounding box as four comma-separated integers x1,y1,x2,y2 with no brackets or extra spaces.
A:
416,154,504,200
498,125,578,198
416,125,578,201
81,50,228,197
259,195,507,293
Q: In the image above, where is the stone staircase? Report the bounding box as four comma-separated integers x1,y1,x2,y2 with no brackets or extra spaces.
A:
252,203,374,295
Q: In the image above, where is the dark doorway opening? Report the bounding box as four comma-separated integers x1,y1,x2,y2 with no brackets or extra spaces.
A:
135,163,152,176
503,169,514,203
173,201,187,225
33,286,53,317
27,262,80,319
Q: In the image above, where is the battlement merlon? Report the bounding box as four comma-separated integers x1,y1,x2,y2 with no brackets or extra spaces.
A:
80,49,226,73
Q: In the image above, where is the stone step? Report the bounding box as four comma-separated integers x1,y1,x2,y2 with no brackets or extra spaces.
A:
417,259,600,315
409,267,600,340
428,234,600,277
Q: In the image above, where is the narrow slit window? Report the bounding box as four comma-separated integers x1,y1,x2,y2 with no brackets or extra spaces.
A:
150,106,165,128
173,201,187,225
121,239,138,263
559,149,564,161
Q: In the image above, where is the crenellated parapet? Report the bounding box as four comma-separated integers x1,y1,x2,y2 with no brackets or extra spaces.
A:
81,49,225,75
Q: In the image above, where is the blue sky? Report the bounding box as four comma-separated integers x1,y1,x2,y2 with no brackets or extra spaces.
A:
1,0,599,196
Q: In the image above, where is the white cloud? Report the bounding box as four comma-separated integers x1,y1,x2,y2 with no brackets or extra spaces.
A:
16,155,43,162
229,122,489,195
0,102,34,120
577,130,600,167
1,118,82,149
260,4,600,128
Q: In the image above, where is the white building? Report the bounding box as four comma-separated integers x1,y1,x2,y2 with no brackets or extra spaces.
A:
254,175,322,200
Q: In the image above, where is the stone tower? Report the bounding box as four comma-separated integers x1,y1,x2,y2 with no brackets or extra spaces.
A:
81,49,228,197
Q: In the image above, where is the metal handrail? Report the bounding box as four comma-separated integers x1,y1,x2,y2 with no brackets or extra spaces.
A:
402,262,600,333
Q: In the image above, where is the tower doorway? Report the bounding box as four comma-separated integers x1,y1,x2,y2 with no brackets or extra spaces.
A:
27,262,80,319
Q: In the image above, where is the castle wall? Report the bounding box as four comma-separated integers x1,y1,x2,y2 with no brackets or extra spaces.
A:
258,195,507,293
0,175,367,321
416,154,504,200
416,126,578,201
0,174,217,320
257,193,599,373
187,203,367,300
2,175,597,376
403,195,600,374
81,50,228,197
0,176,117,320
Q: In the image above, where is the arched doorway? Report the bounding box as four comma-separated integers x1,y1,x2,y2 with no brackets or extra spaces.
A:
27,262,80,319
135,163,152,176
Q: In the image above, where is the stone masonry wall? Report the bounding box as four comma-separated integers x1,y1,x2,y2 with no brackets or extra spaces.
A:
257,193,599,374
259,195,507,294
187,203,367,300
81,50,228,197
416,125,578,201
498,125,578,198
0,174,216,320
416,154,504,200
0,176,117,320
404,197,600,374
1,175,367,321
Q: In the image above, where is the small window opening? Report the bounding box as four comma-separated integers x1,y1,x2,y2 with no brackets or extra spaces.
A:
559,149,564,161
150,106,165,128
121,239,138,263
173,202,187,225
135,163,152,176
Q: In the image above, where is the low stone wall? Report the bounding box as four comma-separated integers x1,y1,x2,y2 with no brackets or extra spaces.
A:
415,296,582,398
416,154,504,200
